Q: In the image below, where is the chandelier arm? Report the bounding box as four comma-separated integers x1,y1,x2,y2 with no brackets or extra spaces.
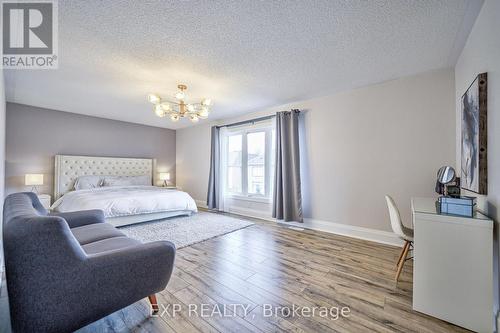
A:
161,99,181,106
159,100,207,108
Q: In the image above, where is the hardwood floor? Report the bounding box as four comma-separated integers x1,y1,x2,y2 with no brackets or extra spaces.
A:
77,213,470,333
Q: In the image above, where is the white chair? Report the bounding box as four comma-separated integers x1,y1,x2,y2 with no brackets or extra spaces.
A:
385,195,414,282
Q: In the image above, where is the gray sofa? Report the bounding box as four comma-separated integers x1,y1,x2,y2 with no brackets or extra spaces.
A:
2,192,176,333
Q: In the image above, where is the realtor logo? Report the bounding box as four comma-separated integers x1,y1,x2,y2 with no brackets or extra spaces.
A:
1,0,58,69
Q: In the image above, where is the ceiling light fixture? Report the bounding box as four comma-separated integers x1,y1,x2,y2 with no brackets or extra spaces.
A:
148,84,212,123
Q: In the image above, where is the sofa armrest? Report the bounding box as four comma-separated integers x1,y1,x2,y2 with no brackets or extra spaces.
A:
49,209,105,228
87,240,176,287
74,241,176,317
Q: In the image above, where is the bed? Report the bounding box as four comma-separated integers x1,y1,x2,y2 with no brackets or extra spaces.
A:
51,155,198,227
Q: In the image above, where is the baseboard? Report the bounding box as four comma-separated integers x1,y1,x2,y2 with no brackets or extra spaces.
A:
282,218,404,247
195,200,274,221
226,206,274,222
194,199,403,247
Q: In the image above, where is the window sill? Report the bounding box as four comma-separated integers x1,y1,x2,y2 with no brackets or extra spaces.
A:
226,194,271,204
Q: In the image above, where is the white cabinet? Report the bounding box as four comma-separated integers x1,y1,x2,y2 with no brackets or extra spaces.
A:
412,197,493,333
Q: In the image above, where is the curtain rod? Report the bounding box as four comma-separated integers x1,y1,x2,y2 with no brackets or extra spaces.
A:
216,114,275,129
216,109,300,129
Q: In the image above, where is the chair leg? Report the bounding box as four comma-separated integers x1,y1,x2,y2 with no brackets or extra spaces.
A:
148,294,159,314
396,240,408,268
395,241,411,282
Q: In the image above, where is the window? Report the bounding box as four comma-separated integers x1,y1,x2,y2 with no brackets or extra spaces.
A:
227,134,242,193
224,123,274,200
247,131,265,195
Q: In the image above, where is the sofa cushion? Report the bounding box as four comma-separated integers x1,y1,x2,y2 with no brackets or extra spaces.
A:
71,223,125,245
82,236,141,255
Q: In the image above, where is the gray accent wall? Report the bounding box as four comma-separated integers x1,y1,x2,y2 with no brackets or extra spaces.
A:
5,103,176,197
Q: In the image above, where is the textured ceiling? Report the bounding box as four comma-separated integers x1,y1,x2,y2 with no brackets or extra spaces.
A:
5,0,482,129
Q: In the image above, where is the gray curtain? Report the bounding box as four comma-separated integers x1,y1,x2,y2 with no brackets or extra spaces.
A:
206,126,220,209
273,110,303,222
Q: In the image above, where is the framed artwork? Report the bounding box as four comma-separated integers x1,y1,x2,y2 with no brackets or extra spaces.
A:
461,73,487,194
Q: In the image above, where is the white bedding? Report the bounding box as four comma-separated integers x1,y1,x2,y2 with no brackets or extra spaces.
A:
51,186,198,218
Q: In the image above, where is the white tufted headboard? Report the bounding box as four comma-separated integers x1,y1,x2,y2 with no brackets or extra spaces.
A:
54,155,155,199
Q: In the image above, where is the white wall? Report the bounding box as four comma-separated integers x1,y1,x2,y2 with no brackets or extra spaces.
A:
454,0,500,326
176,122,212,203
177,68,456,233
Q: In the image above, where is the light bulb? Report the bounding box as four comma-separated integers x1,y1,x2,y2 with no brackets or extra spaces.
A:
154,104,166,117
175,91,185,100
186,104,195,112
189,114,199,122
170,113,180,122
198,107,209,118
160,103,171,112
201,98,212,106
148,94,160,104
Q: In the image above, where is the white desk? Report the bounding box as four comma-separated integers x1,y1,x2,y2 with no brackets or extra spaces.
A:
412,197,493,333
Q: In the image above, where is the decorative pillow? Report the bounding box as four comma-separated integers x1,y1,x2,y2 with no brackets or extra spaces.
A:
102,175,151,187
74,175,104,190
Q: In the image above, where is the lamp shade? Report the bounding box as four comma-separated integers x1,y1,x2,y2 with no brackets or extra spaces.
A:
25,174,44,186
159,172,170,181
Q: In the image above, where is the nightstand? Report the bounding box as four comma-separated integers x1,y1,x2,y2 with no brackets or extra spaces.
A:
37,194,51,209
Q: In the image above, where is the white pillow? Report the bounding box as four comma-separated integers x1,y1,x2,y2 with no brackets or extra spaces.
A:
102,175,151,187
74,175,103,190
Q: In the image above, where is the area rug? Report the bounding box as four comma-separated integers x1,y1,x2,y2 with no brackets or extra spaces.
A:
118,211,254,248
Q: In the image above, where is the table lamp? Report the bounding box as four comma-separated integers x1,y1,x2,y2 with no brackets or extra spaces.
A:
25,174,44,193
159,172,170,187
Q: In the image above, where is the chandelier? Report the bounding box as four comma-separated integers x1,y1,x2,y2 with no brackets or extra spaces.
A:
147,84,212,123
